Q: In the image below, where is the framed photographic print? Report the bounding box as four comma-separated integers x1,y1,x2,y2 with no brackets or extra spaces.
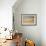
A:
21,14,37,26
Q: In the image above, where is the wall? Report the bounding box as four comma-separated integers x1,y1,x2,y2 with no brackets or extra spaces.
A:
41,0,46,46
13,0,41,46
0,0,16,30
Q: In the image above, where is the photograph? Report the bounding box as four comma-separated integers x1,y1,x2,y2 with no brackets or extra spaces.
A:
21,14,37,26
0,0,45,46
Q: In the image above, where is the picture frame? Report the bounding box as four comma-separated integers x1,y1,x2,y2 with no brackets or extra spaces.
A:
21,14,37,26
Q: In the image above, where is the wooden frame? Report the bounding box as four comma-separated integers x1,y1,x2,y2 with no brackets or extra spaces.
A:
21,14,37,26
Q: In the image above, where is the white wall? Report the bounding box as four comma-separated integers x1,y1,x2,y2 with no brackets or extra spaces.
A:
0,0,16,29
41,0,46,46
13,0,46,46
13,0,41,46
